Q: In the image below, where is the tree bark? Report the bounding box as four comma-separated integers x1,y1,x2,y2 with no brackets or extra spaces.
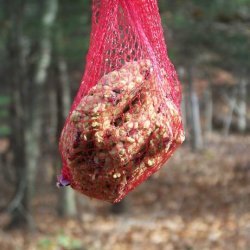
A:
191,92,203,150
223,89,237,136
4,0,30,228
24,0,58,228
181,91,187,137
204,84,213,134
110,199,128,214
55,29,77,217
187,67,203,151
6,0,58,229
236,78,247,133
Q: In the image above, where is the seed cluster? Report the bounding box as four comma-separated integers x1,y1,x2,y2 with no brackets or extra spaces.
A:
60,60,185,203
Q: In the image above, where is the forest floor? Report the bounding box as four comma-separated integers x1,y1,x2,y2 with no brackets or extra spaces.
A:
0,133,250,250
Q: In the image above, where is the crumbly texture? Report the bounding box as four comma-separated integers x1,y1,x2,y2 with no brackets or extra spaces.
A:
60,60,185,202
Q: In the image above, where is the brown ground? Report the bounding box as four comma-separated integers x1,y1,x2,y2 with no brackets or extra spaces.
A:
0,134,250,250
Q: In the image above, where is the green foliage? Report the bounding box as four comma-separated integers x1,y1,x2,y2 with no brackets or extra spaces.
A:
57,233,82,249
0,125,11,137
58,0,91,66
37,233,83,250
0,96,11,106
0,97,10,136
37,238,53,250
0,109,9,118
159,0,250,73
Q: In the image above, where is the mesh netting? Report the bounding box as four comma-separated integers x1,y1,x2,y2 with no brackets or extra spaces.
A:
58,0,185,203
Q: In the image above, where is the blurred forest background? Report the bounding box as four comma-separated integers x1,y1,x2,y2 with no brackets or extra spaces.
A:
0,0,250,249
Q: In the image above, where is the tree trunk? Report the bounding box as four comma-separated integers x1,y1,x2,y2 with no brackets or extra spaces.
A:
191,92,203,150
204,84,213,135
4,0,30,228
55,29,77,217
24,0,58,228
110,199,128,214
7,0,58,229
181,91,187,137
187,67,203,151
223,89,237,136
237,78,247,133
58,188,77,217
178,67,188,142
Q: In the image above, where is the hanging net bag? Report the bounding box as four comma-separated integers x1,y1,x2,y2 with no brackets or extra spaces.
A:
58,0,185,203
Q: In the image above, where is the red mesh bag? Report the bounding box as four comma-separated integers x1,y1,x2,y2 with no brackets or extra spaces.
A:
58,0,185,203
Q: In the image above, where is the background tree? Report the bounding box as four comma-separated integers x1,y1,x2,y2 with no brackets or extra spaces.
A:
4,0,58,228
